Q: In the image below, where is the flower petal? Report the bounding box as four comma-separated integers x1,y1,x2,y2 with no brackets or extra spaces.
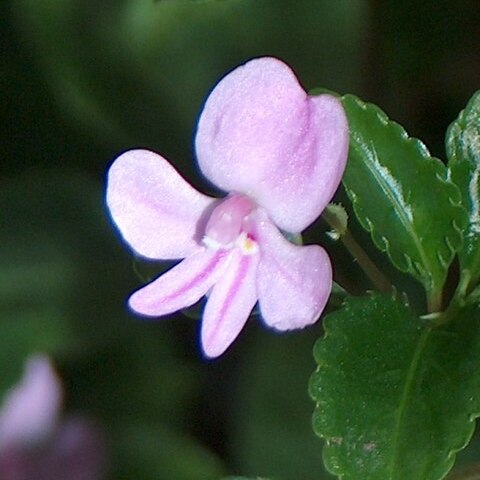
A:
0,355,62,450
42,417,107,480
254,210,332,330
129,249,227,317
195,57,349,233
201,250,259,358
106,149,215,260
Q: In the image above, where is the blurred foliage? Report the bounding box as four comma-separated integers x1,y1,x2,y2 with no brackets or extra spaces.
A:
5,0,368,179
1,0,480,478
231,327,331,480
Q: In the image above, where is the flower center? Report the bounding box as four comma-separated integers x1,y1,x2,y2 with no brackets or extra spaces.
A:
203,195,258,254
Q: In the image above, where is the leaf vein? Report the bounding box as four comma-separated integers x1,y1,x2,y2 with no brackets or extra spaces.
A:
355,138,431,284
388,327,432,479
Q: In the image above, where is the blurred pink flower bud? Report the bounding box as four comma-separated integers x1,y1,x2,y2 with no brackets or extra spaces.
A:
0,355,107,480
0,355,61,450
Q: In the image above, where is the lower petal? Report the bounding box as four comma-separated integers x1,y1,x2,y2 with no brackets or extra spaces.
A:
255,211,332,330
129,249,227,317
201,250,259,358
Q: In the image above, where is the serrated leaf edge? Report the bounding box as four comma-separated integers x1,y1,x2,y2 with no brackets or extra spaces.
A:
447,92,480,287
311,296,480,480
343,94,465,293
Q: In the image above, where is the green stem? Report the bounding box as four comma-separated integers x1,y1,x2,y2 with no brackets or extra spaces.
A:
428,271,470,327
322,210,393,295
426,289,442,314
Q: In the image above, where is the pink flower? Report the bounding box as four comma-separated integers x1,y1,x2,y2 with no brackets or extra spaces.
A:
0,356,62,451
106,57,348,358
0,355,107,480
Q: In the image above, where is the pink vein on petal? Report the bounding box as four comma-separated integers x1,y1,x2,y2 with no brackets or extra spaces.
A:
163,252,225,303
202,252,259,358
205,255,249,344
129,249,227,317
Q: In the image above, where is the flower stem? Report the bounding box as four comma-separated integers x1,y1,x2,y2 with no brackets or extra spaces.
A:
432,270,470,326
341,230,394,295
322,208,393,295
426,290,442,314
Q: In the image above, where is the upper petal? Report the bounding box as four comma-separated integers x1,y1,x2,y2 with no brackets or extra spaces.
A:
129,248,227,317
201,249,259,358
254,210,332,330
106,149,215,260
195,57,349,233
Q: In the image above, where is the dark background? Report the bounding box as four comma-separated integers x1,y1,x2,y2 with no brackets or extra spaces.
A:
2,1,480,478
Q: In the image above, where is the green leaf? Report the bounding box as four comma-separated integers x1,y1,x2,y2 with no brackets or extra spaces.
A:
446,90,480,289
342,95,466,303
310,294,480,480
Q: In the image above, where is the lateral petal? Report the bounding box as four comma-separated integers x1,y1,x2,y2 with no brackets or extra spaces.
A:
106,149,215,260
195,57,348,233
255,211,332,330
201,250,259,358
129,249,227,317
